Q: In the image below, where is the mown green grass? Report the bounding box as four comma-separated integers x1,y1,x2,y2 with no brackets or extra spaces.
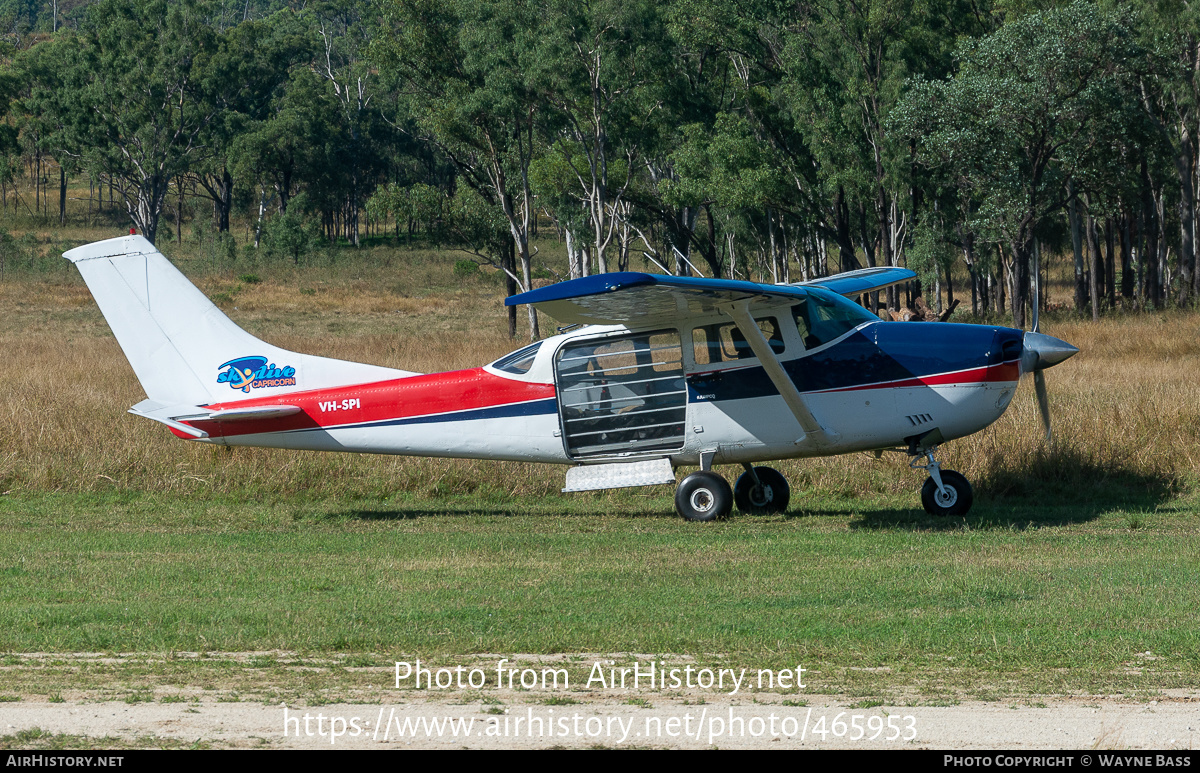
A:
2,486,1197,699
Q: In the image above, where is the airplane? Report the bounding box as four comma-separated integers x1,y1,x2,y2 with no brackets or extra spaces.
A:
63,234,1078,521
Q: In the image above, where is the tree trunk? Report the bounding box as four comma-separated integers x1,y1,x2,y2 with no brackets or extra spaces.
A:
1104,218,1116,306
1142,160,1159,307
566,228,583,279
832,187,859,273
254,187,267,249
59,166,66,226
176,177,184,244
945,260,954,313
1175,119,1196,304
1120,213,1134,300
1085,202,1101,321
218,169,233,232
505,236,517,340
996,244,1008,319
699,204,721,278
1068,183,1086,312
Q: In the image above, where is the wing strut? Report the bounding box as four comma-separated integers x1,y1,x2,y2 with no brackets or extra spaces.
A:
724,301,838,447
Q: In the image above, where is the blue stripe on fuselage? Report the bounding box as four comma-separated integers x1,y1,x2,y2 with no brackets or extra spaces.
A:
687,322,1021,402
289,397,559,434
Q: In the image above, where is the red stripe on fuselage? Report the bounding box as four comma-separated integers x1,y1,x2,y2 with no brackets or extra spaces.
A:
810,360,1020,393
171,368,555,439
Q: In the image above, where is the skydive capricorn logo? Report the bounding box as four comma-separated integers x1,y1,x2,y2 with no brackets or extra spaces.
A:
217,356,297,392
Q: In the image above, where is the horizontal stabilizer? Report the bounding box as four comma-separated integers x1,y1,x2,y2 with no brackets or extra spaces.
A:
128,399,210,438
128,398,304,437
202,405,302,422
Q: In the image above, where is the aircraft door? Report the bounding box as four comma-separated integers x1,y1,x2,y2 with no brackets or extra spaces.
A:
555,330,687,459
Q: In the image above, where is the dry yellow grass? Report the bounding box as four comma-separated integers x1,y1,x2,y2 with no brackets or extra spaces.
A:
955,313,1200,490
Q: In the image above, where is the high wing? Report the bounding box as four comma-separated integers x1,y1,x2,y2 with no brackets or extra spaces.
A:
790,266,916,297
506,272,808,326
505,269,913,326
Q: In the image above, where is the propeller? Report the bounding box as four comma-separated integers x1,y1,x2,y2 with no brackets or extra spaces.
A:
1021,331,1076,441
1021,241,1077,443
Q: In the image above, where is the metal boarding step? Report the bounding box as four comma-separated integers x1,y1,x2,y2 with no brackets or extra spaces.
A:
562,457,677,493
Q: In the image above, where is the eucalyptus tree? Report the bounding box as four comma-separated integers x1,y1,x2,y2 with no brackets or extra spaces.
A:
39,0,224,244
0,0,44,37
630,3,758,278
191,8,311,233
308,0,390,246
16,31,71,219
777,0,999,306
662,0,983,295
783,0,915,275
528,148,593,277
231,67,343,222
661,0,839,279
1066,66,1162,316
524,0,673,275
1131,0,1200,304
374,0,546,339
894,2,1144,327
663,114,792,279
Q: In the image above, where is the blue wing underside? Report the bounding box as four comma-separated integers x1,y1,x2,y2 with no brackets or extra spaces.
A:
505,269,914,326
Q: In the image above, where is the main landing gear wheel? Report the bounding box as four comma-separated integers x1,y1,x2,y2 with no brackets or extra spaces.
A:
733,466,790,514
920,469,973,517
675,472,733,522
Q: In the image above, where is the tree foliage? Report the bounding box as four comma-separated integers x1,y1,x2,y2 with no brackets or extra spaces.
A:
4,0,1199,334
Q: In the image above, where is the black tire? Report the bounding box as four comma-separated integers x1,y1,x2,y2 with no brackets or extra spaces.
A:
675,472,733,522
733,466,791,514
920,469,973,516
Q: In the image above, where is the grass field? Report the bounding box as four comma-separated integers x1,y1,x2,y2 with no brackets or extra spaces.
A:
1,224,1199,706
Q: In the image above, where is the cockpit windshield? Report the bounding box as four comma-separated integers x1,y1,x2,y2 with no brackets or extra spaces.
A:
490,342,542,374
793,288,879,349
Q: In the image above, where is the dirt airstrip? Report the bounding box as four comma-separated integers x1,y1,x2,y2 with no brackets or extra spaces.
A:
1,653,1197,750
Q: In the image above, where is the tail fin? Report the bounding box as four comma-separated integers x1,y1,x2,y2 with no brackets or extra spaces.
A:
64,235,416,406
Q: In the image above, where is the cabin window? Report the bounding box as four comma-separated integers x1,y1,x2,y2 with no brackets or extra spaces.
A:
491,342,542,374
791,290,877,349
692,317,785,365
556,331,687,458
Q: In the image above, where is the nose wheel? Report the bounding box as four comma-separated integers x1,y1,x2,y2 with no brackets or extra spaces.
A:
920,469,972,516
911,448,973,516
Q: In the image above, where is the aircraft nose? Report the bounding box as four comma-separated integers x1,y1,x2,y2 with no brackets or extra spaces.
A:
1020,331,1079,374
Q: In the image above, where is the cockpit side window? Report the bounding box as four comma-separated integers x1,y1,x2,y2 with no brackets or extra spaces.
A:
692,317,784,365
491,342,542,374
